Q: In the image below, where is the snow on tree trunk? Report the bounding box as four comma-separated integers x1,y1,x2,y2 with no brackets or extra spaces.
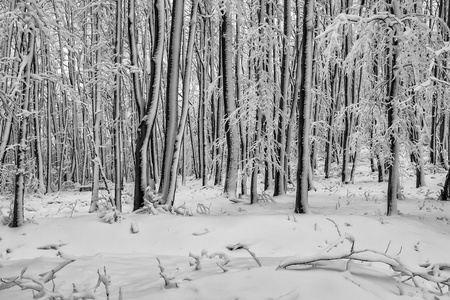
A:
113,0,123,211
165,0,199,207
295,0,314,214
90,9,103,213
274,0,292,196
158,0,185,204
130,0,165,210
221,2,239,199
386,0,402,216
12,27,35,227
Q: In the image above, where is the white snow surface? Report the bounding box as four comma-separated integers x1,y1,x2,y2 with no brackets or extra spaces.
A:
1,168,450,300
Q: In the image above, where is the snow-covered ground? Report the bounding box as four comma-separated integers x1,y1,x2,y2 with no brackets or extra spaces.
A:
1,166,450,299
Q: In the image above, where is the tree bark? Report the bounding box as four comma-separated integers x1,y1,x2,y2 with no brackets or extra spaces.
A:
12,26,35,227
89,6,103,212
274,0,292,196
113,0,123,211
164,0,199,207
295,0,314,214
158,0,185,202
221,2,239,199
386,0,401,216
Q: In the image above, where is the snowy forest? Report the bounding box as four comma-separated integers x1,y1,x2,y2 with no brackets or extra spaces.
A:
1,0,450,299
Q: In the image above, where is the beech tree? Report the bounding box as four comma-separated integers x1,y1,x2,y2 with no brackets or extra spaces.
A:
11,15,36,227
221,1,239,199
295,0,314,214
2,0,450,225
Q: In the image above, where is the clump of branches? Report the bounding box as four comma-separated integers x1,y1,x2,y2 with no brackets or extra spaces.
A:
156,249,232,289
134,186,195,216
97,194,121,224
0,257,118,299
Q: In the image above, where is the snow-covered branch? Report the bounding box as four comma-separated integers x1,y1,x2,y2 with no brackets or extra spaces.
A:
278,233,450,293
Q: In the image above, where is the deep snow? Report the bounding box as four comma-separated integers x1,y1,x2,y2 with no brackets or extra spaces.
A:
1,166,450,299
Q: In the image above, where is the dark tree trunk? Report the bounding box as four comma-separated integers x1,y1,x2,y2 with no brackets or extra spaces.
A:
295,0,314,214
274,0,292,196
158,0,185,203
12,27,35,227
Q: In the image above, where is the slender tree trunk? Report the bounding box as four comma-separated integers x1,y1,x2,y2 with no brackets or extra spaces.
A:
12,27,35,227
33,64,45,194
221,2,239,198
45,45,53,193
214,29,224,186
386,0,401,216
341,0,353,184
295,0,314,214
113,0,123,211
129,0,146,209
158,0,185,202
1,18,22,166
90,8,103,212
164,0,199,207
274,0,292,196
325,65,338,178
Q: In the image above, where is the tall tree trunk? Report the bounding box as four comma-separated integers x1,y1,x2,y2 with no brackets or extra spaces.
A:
295,0,314,214
113,0,123,211
89,8,103,212
386,0,401,216
33,58,45,194
221,2,239,199
12,27,35,227
158,0,185,202
131,0,165,210
164,0,199,207
325,65,338,178
129,0,146,209
274,0,292,196
341,0,353,184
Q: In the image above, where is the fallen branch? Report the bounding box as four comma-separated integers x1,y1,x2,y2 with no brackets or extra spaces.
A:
192,228,210,236
227,243,262,267
94,266,111,299
37,242,68,251
278,233,450,294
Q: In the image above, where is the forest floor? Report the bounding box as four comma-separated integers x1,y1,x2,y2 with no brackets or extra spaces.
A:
1,165,450,300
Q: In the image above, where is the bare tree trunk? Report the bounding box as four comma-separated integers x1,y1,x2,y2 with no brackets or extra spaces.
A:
33,59,45,194
274,0,292,196
341,0,353,184
164,0,199,207
221,2,239,199
90,8,103,212
130,0,165,210
12,27,35,227
325,65,338,178
386,0,401,216
113,0,123,211
158,0,185,202
214,27,224,186
295,0,314,214
129,0,146,209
